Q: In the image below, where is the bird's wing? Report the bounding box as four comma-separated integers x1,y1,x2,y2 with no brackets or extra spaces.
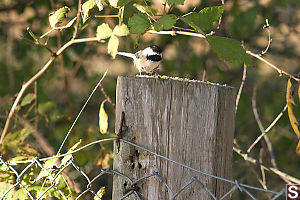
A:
117,52,136,59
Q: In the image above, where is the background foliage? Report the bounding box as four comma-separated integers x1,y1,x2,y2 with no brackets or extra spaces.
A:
0,0,300,199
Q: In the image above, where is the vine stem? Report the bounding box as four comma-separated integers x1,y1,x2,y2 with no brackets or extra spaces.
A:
147,29,299,82
0,37,103,144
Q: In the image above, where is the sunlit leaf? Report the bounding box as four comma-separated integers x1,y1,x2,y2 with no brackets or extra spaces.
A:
94,186,105,200
96,23,113,39
128,13,150,34
286,79,300,139
8,156,30,164
108,35,119,58
167,0,185,5
36,157,59,180
14,189,28,199
60,139,82,167
113,24,130,36
99,100,109,133
207,36,251,66
82,0,103,23
298,82,300,103
154,14,177,31
109,0,118,7
20,93,35,107
49,6,70,28
186,6,224,31
297,140,300,155
133,3,147,13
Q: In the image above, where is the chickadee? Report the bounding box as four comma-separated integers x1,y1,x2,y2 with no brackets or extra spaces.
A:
117,45,163,75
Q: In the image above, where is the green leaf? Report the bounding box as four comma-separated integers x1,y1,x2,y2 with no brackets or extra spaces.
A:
108,35,119,58
118,0,131,6
96,23,113,39
4,128,34,143
186,6,224,31
49,6,70,28
179,16,204,34
113,24,130,36
133,3,157,15
109,0,118,7
38,101,56,115
60,139,82,167
82,0,103,23
94,186,105,200
167,0,185,5
154,14,177,31
20,93,35,107
207,36,251,66
128,13,150,34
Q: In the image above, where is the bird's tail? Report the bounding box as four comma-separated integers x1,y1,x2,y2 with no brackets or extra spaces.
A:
117,52,136,59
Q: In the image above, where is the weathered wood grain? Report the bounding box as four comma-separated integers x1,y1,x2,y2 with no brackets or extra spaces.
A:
113,76,235,200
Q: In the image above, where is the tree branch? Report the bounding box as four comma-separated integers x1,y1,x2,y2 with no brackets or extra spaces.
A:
0,37,104,144
72,0,82,39
251,85,277,169
147,29,299,82
233,146,300,184
235,64,247,112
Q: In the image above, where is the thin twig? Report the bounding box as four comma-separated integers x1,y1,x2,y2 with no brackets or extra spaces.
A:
99,83,115,107
57,31,72,119
56,70,108,155
261,19,272,55
258,148,269,193
251,85,278,169
216,0,224,30
233,146,300,184
147,29,205,38
0,37,104,144
72,0,82,39
34,81,38,130
246,51,299,82
166,2,174,14
147,28,299,82
247,104,288,153
235,64,247,112
202,70,206,81
27,27,55,54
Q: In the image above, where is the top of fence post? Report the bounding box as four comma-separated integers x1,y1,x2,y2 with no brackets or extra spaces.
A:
113,75,236,200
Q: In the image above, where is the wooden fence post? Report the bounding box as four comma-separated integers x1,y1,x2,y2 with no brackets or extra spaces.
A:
113,76,236,199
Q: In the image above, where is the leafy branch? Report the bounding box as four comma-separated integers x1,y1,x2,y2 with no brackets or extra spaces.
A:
0,37,104,144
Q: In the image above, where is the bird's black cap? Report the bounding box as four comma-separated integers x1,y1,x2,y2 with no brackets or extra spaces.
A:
150,45,162,54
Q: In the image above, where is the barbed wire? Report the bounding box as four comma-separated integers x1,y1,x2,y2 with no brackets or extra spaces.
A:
0,137,286,200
